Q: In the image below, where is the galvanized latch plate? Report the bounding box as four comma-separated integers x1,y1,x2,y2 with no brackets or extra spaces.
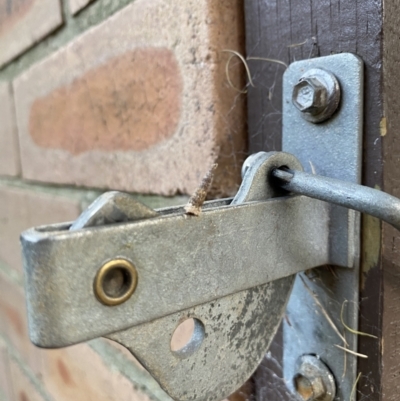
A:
22,152,332,401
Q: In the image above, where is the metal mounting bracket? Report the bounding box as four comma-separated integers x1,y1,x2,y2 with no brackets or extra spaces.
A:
281,53,363,400
20,53,366,401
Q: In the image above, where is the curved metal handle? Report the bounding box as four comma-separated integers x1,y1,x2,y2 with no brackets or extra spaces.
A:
273,168,400,231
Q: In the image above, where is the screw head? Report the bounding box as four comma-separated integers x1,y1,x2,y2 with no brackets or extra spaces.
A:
292,78,328,115
292,68,341,123
293,355,336,401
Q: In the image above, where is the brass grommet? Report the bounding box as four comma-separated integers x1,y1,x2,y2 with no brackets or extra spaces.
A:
94,259,138,306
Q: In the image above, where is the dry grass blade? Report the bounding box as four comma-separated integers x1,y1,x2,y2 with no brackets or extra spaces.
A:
334,344,368,359
287,39,308,48
350,372,362,401
223,50,254,93
299,275,348,346
342,330,347,379
246,56,288,69
225,55,247,94
185,164,218,216
309,160,317,175
341,300,378,339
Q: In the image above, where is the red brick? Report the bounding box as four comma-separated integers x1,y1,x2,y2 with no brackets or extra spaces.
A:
0,83,20,177
29,48,182,155
9,357,46,401
0,339,13,400
0,0,63,67
0,270,43,378
0,269,157,401
40,342,152,401
0,184,81,273
13,0,246,196
69,0,95,15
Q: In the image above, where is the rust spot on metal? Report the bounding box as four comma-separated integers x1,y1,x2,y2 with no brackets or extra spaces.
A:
294,374,314,400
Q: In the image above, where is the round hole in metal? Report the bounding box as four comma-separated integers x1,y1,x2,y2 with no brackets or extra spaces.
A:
170,318,205,359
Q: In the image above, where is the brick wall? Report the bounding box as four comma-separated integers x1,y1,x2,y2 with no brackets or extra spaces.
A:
0,1,247,400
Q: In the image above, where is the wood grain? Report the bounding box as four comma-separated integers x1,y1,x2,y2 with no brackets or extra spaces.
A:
382,1,400,400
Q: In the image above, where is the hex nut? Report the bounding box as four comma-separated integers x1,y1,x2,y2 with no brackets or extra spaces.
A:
292,68,341,123
293,355,336,401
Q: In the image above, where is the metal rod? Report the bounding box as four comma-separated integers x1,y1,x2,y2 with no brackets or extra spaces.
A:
272,168,400,231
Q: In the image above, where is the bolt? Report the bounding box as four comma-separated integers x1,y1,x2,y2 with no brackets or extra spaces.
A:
294,374,326,400
292,68,341,123
293,355,336,401
292,78,327,115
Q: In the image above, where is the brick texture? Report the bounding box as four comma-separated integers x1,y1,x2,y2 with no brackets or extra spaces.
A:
0,268,43,377
0,184,81,273
13,0,246,196
0,339,13,400
40,343,153,401
9,357,46,401
69,0,95,15
0,0,63,67
0,82,20,176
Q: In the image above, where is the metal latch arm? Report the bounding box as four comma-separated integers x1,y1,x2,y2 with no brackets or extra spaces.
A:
20,151,331,401
273,168,400,231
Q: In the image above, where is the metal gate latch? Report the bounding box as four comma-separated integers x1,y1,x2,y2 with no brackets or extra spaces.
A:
21,151,400,401
20,54,396,401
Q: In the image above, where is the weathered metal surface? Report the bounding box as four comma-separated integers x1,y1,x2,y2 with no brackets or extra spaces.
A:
20,151,327,401
107,152,307,401
109,280,292,401
21,195,329,348
70,191,158,230
281,53,363,400
21,153,331,350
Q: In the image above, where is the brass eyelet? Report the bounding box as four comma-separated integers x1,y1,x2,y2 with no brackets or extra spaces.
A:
94,259,138,306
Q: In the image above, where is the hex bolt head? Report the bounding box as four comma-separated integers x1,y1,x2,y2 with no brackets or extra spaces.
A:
293,355,336,401
292,78,328,115
292,68,341,123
